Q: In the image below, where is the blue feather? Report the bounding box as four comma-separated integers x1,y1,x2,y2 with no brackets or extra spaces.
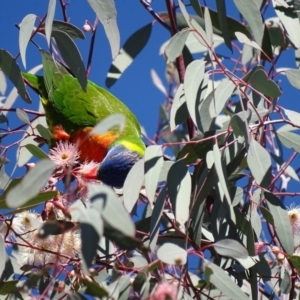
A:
98,145,142,188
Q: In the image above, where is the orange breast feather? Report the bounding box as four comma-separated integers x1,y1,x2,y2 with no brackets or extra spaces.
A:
71,127,119,163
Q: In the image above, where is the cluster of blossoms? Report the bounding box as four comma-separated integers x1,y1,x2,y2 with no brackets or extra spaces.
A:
0,210,81,266
263,204,300,273
287,204,300,235
149,282,177,300
0,141,102,268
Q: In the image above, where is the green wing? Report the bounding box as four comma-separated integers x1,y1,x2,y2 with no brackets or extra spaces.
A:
22,50,143,149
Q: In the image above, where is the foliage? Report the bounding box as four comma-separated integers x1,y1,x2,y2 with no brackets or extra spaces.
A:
1,0,300,299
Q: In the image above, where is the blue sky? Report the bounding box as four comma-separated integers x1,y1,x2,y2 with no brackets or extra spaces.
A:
1,1,300,208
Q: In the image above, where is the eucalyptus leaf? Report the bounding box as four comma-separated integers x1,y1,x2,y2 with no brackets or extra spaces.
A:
40,20,85,39
213,142,231,204
87,0,120,59
284,108,300,127
215,0,232,51
89,184,135,237
247,138,272,188
106,23,152,88
148,186,166,251
19,14,36,68
285,68,300,89
0,50,31,103
157,243,187,265
167,160,192,226
45,0,56,46
51,31,87,91
277,131,300,152
165,29,192,63
233,0,264,47
273,0,300,48
213,239,248,258
6,159,54,208
204,259,249,300
90,114,125,135
144,145,164,205
209,79,236,118
184,59,206,128
0,236,6,277
123,159,144,213
16,108,30,124
265,192,294,255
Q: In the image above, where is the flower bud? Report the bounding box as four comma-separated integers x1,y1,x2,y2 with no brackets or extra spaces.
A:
83,23,91,32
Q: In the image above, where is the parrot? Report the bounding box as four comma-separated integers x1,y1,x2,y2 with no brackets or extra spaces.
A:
22,50,145,188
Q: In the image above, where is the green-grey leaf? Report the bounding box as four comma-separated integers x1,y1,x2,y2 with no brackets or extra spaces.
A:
235,31,262,50
204,259,249,300
279,268,291,294
277,131,300,152
184,59,206,128
45,0,56,46
0,49,31,103
16,108,30,124
216,0,232,51
285,69,300,90
213,239,248,258
87,0,120,59
265,192,294,255
24,144,49,160
157,243,187,265
204,7,213,47
284,108,300,127
247,138,272,188
90,114,125,135
106,23,152,88
230,113,249,144
6,159,54,208
230,186,243,206
165,29,192,63
148,186,166,251
89,184,135,237
51,30,87,91
19,14,36,68
144,145,164,205
123,159,144,213
170,84,183,130
213,143,231,204
273,0,300,48
36,124,52,141
233,0,264,47
209,79,236,118
288,255,300,275
0,236,6,277
80,222,100,273
4,191,56,215
246,67,281,97
260,206,274,225
167,160,192,225
40,20,85,39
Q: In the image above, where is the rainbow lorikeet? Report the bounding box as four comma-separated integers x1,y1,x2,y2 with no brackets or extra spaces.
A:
22,50,145,188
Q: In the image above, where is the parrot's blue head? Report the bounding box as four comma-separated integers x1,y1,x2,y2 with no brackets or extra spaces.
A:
97,145,142,189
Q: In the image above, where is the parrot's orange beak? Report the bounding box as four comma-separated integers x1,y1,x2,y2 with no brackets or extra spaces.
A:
53,125,70,140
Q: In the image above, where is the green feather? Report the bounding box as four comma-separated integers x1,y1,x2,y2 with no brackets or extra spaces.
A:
22,50,145,156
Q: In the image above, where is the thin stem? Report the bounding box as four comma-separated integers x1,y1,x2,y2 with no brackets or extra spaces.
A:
165,0,195,139
86,17,98,78
140,0,171,31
